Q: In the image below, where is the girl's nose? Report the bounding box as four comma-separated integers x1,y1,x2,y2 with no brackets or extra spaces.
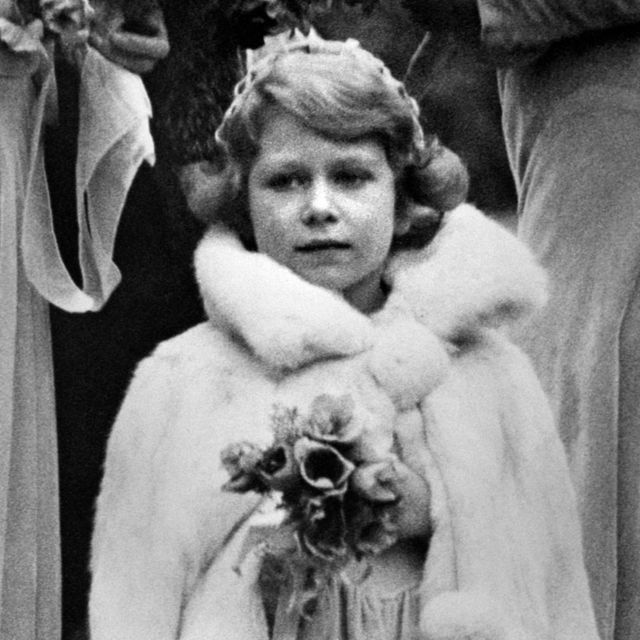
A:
301,179,338,225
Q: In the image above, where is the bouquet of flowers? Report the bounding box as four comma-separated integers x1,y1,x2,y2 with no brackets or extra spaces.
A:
221,393,401,573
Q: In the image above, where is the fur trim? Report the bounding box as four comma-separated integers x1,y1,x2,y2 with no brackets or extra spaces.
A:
194,225,374,371
384,204,548,341
195,204,547,368
367,318,449,411
193,205,546,412
92,206,597,640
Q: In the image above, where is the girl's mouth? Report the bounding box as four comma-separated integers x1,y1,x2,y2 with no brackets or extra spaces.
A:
296,241,351,253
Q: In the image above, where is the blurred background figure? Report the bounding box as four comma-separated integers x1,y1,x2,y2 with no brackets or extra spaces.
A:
1,1,168,638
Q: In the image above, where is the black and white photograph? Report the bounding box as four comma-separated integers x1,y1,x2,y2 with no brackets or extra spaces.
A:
1,1,638,639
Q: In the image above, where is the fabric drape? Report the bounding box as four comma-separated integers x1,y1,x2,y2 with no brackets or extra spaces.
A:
1,19,153,639
496,28,640,640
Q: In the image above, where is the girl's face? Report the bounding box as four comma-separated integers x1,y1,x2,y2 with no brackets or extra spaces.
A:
248,110,399,313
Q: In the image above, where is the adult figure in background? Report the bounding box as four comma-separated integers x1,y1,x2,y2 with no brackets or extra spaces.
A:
404,2,640,638
0,2,168,638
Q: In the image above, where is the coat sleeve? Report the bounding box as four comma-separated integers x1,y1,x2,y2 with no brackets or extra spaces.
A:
417,333,599,640
88,355,186,640
477,0,640,57
88,349,261,640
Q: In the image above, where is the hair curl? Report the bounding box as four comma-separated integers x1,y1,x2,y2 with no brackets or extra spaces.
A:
180,36,469,250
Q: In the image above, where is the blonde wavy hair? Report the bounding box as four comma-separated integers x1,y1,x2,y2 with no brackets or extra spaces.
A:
181,35,469,250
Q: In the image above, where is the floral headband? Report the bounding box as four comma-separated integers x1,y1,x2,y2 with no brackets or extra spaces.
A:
217,33,429,166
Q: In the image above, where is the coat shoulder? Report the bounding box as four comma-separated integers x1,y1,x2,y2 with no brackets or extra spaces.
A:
433,327,557,454
150,321,239,369
104,321,252,463
450,328,547,401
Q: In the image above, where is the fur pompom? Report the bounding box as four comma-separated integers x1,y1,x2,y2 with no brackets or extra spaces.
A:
367,319,449,410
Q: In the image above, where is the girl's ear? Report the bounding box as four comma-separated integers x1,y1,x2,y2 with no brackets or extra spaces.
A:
391,203,443,251
394,202,442,236
393,187,413,237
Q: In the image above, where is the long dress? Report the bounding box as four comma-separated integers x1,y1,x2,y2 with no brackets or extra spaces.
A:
497,29,640,640
0,26,61,640
1,18,154,638
262,539,424,640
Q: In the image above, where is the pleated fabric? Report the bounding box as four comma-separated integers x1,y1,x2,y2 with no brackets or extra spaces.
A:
0,43,61,640
1,18,153,640
499,32,640,640
268,541,423,640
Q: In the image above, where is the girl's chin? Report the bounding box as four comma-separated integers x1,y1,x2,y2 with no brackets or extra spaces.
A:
295,270,386,314
291,266,352,291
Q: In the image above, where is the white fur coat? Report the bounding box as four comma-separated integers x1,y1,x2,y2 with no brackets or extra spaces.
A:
89,205,599,640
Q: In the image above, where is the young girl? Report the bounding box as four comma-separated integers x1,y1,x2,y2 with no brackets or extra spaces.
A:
89,36,599,640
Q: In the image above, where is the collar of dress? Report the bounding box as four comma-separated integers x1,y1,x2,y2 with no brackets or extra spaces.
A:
194,204,546,373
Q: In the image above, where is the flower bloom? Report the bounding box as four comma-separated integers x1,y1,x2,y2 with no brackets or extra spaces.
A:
257,444,300,493
294,437,355,493
220,392,399,570
306,393,361,445
220,441,264,492
298,494,348,561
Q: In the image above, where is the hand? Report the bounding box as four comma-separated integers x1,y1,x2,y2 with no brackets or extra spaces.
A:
89,1,169,75
351,456,431,540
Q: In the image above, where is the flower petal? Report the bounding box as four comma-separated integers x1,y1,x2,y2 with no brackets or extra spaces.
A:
298,495,349,561
257,444,301,492
294,438,355,492
307,393,361,444
221,441,263,477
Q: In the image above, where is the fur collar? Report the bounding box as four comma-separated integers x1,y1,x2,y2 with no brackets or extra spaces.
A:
194,204,547,372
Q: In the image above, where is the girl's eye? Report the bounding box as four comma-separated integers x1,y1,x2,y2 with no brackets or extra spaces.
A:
266,173,308,190
332,169,373,188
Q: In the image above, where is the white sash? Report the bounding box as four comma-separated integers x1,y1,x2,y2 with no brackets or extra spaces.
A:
22,45,155,312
